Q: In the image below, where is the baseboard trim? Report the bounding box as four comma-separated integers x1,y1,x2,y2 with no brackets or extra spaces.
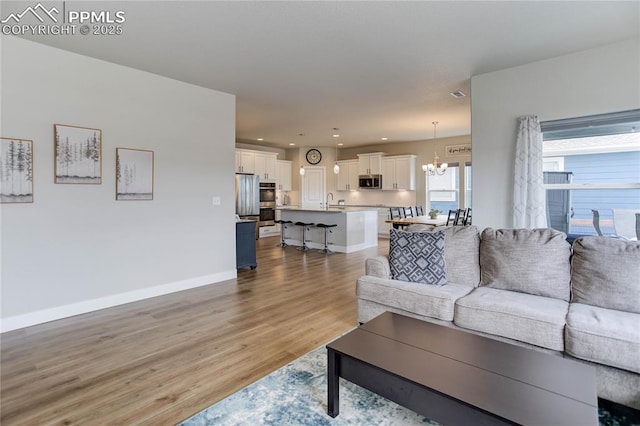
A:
0,270,237,333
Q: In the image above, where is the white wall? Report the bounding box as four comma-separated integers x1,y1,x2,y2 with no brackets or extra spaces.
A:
471,38,640,229
0,37,237,331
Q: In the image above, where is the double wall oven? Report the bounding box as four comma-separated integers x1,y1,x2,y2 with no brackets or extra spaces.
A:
259,182,276,226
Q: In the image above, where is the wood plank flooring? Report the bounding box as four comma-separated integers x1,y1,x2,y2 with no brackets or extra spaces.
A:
1,236,389,425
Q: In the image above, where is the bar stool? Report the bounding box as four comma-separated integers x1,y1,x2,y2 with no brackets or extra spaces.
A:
274,219,292,247
316,223,338,254
294,221,314,251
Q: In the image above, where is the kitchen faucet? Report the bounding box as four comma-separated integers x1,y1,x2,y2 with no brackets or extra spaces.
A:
326,192,334,210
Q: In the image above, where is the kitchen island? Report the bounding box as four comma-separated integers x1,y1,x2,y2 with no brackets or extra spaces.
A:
279,207,378,253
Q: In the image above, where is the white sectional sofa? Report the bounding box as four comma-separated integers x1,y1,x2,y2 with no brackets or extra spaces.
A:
356,226,640,409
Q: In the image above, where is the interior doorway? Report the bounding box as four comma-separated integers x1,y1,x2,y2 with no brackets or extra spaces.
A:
301,166,326,209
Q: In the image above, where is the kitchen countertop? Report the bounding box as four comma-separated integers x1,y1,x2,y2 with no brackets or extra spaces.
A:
331,204,392,208
278,206,377,213
277,204,393,209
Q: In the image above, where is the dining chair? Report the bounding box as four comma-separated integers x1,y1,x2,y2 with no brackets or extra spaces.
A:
613,209,640,239
403,206,414,218
454,209,466,226
446,209,459,226
591,209,604,236
415,205,424,216
463,208,472,225
389,207,403,220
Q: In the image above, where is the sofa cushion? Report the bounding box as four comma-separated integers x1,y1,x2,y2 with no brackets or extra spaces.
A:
480,228,571,301
356,275,474,322
571,237,640,314
454,287,568,351
431,225,481,287
389,228,447,285
566,303,640,374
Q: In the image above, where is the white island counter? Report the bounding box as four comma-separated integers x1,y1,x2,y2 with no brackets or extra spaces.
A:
279,207,378,253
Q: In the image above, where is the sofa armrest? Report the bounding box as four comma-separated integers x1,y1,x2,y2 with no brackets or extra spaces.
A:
365,256,391,279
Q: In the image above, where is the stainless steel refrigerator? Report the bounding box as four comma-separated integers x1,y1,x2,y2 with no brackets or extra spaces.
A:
235,174,260,219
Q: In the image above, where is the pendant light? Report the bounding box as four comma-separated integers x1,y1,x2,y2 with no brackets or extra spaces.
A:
333,128,340,174
299,133,306,176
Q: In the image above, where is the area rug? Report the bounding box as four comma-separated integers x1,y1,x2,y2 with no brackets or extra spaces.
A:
180,345,639,426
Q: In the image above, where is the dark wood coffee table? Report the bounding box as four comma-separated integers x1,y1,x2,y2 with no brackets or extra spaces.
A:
327,312,598,425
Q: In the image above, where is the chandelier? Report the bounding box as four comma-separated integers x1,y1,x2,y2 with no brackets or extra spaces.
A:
422,121,448,175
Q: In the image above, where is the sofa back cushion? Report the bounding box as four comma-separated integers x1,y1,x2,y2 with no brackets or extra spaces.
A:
571,237,640,313
480,228,571,301
389,228,447,285
429,225,480,287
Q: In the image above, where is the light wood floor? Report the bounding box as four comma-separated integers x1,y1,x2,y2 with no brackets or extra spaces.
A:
1,236,389,425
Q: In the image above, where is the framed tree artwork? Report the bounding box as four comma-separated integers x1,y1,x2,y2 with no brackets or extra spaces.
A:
0,137,34,203
116,148,154,200
54,124,102,184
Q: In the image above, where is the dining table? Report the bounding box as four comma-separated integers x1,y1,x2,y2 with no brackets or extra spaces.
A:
385,215,447,229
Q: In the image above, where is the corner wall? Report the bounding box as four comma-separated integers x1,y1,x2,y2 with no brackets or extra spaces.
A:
0,37,237,331
471,38,640,229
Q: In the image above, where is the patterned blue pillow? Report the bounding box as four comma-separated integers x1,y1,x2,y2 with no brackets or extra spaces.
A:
389,228,447,285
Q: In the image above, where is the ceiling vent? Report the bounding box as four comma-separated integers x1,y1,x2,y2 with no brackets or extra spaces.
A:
450,90,466,98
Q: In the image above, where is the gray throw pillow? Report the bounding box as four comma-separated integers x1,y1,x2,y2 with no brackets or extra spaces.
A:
571,236,640,314
480,228,571,301
389,228,447,285
431,225,481,287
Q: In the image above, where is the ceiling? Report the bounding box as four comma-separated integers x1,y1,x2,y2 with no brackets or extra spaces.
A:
9,1,639,148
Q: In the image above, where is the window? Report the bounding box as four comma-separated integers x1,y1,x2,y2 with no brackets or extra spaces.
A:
541,109,640,236
465,161,472,208
427,163,460,213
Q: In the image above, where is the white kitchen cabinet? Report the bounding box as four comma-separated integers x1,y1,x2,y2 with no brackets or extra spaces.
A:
377,208,391,237
357,153,383,176
382,155,416,190
254,152,277,181
276,160,292,191
236,149,278,179
335,160,359,191
236,149,255,173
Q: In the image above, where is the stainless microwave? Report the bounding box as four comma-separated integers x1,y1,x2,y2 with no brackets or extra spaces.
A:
359,174,382,189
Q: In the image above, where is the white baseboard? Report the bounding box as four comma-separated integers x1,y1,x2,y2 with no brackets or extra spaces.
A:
0,270,237,333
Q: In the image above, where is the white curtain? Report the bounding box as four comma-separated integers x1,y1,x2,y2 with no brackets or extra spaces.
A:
513,116,547,228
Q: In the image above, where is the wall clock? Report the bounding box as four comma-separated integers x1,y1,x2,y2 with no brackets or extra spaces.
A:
306,148,322,165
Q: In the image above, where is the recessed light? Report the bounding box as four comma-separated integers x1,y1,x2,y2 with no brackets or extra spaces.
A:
381,137,388,141
257,138,264,141
450,90,466,98
289,143,295,146
338,143,344,146
332,134,340,138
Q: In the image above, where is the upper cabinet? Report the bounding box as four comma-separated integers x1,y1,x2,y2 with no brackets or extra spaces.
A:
335,160,359,191
382,155,416,190
236,149,277,181
358,153,383,175
236,149,255,173
276,160,292,191
254,152,277,181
